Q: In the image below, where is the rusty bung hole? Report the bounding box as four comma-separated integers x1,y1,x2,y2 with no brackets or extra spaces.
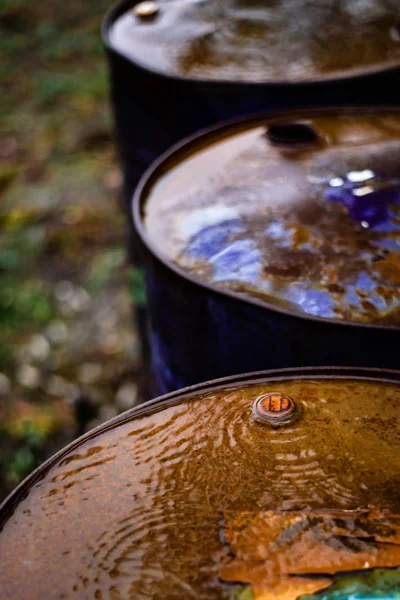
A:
253,392,297,425
266,121,320,150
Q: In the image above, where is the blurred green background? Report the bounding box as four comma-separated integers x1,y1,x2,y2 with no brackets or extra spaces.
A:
0,0,142,500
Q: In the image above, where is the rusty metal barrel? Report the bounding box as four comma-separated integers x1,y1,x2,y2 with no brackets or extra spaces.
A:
0,367,399,599
134,106,400,395
103,0,400,214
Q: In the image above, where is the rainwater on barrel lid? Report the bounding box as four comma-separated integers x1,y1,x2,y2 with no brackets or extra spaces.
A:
108,0,400,82
0,370,399,598
142,109,400,326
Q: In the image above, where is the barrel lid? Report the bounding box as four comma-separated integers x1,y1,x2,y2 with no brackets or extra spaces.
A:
142,109,400,325
1,369,399,599
107,0,400,83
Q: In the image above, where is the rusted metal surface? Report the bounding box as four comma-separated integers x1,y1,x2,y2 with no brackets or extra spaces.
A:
0,367,399,599
143,110,400,325
108,0,400,83
103,0,400,215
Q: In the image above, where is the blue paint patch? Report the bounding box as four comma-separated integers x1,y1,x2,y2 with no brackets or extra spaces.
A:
186,219,245,259
372,239,400,252
210,240,262,284
285,286,336,318
356,272,377,293
264,220,294,248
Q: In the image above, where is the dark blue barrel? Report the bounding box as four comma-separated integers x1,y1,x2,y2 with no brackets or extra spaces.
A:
103,2,400,398
103,0,400,215
134,107,400,396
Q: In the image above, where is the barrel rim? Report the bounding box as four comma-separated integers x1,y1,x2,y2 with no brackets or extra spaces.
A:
102,0,400,86
133,105,400,332
1,366,399,523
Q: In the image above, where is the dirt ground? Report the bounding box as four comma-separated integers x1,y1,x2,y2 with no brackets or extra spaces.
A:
0,0,144,501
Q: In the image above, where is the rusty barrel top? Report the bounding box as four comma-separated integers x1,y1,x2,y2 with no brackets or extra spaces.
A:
107,0,400,83
1,368,399,599
141,108,400,326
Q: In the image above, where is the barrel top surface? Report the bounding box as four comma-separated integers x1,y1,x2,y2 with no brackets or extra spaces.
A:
142,109,400,326
1,373,399,599
107,0,400,83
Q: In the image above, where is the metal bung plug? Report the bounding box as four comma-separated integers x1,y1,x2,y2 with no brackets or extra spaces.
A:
133,1,160,20
253,392,297,425
266,121,320,150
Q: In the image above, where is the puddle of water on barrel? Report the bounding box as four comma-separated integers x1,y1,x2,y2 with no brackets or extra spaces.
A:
144,113,400,325
0,378,399,599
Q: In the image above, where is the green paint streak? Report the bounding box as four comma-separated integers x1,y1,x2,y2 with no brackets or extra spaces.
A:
300,569,400,600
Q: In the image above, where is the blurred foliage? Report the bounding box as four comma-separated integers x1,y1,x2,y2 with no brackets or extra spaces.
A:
1,278,54,330
0,165,20,194
1,402,73,482
0,0,139,501
5,402,72,440
0,226,54,365
129,266,147,307
87,247,126,292
8,448,35,480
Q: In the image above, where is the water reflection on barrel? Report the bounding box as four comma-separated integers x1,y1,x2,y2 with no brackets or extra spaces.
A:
0,372,398,599
103,0,400,212
144,112,400,325
108,0,400,83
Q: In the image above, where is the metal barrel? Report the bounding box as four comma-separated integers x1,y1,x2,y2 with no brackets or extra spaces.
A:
103,0,400,218
134,107,400,396
1,367,399,599
103,2,400,397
